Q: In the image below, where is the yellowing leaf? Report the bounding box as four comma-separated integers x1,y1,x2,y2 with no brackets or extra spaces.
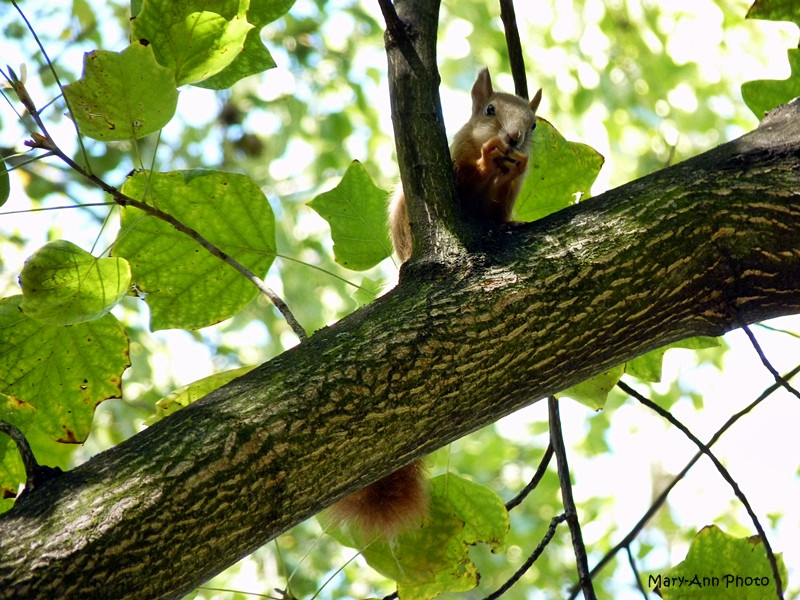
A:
0,296,130,444
63,42,178,141
146,365,255,425
559,365,625,410
19,240,131,326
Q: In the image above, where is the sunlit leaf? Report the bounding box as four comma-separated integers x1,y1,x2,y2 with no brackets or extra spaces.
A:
559,365,625,410
323,473,508,600
132,0,252,86
353,276,384,307
112,170,276,331
63,42,178,141
0,296,130,444
19,240,131,326
627,336,720,383
308,160,392,271
655,525,787,599
146,365,255,425
514,118,604,222
195,27,276,90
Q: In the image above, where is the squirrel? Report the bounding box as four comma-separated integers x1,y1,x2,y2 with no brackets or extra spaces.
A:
389,68,543,263
330,71,543,541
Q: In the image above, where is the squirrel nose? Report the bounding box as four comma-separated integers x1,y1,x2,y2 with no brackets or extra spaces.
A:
506,130,523,147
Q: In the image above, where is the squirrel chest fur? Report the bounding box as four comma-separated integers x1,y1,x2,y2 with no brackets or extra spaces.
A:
390,68,543,262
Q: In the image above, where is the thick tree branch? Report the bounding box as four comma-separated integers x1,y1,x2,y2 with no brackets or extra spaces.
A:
1,101,800,599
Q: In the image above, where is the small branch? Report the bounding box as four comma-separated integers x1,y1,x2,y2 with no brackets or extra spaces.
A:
624,544,649,599
22,134,307,342
618,381,784,600
741,324,800,401
505,441,553,511
548,396,596,600
0,420,62,497
499,0,528,98
483,513,566,600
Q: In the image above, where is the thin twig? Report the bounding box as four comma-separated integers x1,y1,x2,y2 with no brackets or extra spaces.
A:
505,441,553,511
618,380,784,600
11,0,91,170
0,420,62,497
23,135,307,342
574,364,800,597
548,395,597,600
624,544,648,599
483,513,567,600
741,324,800,401
499,0,528,98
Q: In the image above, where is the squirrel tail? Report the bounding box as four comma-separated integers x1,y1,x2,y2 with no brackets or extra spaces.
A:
329,459,429,540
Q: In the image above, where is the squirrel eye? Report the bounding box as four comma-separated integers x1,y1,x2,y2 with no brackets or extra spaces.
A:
531,121,537,132
485,103,495,116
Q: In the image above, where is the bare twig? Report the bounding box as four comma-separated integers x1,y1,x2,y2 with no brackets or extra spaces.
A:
575,364,800,596
505,441,553,511
499,0,528,98
548,396,596,600
19,108,307,342
618,381,784,600
0,420,62,497
624,545,648,599
483,513,566,600
741,324,800,401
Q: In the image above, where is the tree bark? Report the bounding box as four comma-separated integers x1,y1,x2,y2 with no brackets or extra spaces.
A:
1,96,799,599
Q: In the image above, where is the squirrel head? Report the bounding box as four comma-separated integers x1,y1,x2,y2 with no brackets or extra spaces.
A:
469,68,543,152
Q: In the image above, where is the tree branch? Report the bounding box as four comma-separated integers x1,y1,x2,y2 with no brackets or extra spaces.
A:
499,0,528,98
2,101,800,599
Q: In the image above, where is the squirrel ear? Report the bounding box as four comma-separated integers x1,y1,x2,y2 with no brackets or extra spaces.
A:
530,88,543,114
471,68,494,115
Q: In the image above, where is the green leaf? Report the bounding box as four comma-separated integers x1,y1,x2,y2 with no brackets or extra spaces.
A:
627,336,720,383
248,0,297,25
742,48,800,119
19,240,131,326
0,154,9,207
132,0,253,86
746,0,800,27
112,170,276,331
63,42,178,141
145,365,255,425
0,295,130,444
514,118,604,222
194,26,276,90
559,365,625,410
655,525,787,599
323,473,508,600
308,161,392,271
353,276,384,307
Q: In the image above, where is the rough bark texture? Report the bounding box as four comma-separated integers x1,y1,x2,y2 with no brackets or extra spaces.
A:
0,97,799,600
3,0,800,595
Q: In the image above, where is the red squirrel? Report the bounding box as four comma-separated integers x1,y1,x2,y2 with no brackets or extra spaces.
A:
330,70,543,540
390,68,543,263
